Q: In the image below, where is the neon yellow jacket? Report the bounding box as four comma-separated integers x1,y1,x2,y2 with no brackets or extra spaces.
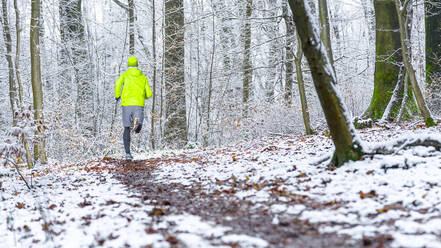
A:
115,68,152,107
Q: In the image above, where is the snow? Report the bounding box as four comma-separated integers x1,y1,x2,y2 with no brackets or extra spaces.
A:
1,120,441,247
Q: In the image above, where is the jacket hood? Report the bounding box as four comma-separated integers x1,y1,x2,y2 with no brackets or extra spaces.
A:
127,68,142,76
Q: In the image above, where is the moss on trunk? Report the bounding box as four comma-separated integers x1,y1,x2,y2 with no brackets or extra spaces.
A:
363,0,416,120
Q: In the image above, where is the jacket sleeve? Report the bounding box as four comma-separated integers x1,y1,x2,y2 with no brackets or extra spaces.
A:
145,77,153,99
115,73,124,98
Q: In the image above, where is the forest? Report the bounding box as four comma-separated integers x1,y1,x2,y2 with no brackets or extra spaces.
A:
1,0,441,247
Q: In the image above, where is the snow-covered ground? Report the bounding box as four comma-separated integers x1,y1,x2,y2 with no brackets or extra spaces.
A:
1,120,441,247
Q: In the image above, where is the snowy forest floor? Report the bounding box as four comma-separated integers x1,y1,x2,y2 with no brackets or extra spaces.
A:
1,120,441,248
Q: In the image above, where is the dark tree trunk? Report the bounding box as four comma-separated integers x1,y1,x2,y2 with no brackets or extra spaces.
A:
283,3,294,105
1,0,17,125
426,0,441,106
128,0,134,55
164,0,187,148
242,0,252,116
363,0,417,120
60,0,94,135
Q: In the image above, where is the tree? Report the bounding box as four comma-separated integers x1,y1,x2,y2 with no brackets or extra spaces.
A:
283,2,314,135
128,0,134,55
363,0,418,120
1,0,17,125
151,0,157,149
59,0,94,135
30,0,47,163
283,3,295,106
395,0,435,127
318,0,335,71
426,0,441,104
288,0,364,166
164,0,187,147
242,0,252,116
295,31,314,135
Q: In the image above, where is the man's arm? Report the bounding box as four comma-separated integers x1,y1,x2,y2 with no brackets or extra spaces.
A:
145,77,153,99
115,74,124,99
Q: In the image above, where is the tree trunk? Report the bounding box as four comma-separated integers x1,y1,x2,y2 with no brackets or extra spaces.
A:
265,0,279,103
318,0,335,70
30,0,47,164
205,4,216,146
60,0,94,135
242,0,252,116
151,0,157,149
283,3,294,105
363,0,417,120
12,0,32,168
1,0,17,126
395,0,436,127
288,0,364,167
426,0,441,104
164,0,187,148
295,31,314,135
128,0,134,55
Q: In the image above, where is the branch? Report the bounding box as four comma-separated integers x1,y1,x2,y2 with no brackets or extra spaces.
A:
2,156,32,190
368,136,441,155
111,0,129,11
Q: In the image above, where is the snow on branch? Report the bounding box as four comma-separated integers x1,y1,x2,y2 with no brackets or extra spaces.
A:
368,134,441,155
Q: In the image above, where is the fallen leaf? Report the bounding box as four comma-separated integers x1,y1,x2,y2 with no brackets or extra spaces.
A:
166,236,178,244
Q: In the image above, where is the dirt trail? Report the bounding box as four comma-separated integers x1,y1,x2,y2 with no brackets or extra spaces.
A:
104,158,392,248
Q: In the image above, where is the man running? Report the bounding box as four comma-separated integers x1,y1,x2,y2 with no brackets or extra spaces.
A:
115,56,152,159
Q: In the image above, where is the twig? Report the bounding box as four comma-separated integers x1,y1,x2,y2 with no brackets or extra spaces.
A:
2,156,32,190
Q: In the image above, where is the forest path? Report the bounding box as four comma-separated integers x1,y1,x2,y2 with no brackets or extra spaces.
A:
1,120,441,247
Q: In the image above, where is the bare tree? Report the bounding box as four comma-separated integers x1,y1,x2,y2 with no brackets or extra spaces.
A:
288,0,364,166
242,0,252,116
1,0,17,125
395,0,436,127
164,0,187,147
30,0,47,163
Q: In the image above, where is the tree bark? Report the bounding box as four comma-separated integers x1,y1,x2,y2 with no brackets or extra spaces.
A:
288,0,364,166
395,0,435,127
164,0,187,148
242,0,252,116
363,0,417,120
1,0,17,126
30,0,47,164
